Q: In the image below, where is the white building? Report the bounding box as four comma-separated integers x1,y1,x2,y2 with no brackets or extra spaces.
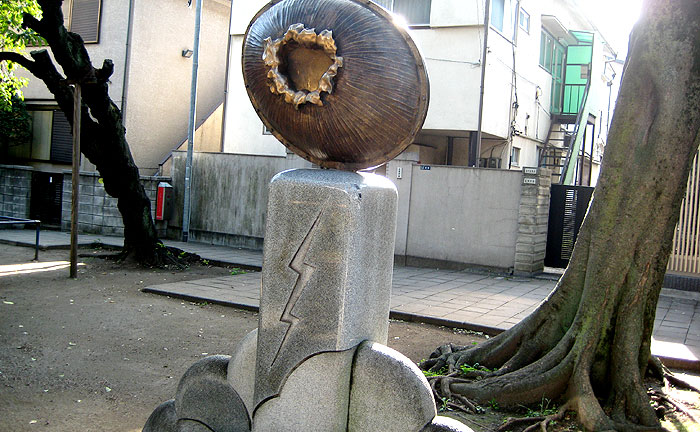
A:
151,0,623,271
8,1,231,174
4,0,231,226
222,0,619,186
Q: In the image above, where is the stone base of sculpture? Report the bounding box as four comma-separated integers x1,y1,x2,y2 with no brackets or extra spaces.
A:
143,169,473,432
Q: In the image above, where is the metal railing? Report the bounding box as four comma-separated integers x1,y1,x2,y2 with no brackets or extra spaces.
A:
559,78,592,184
0,216,41,260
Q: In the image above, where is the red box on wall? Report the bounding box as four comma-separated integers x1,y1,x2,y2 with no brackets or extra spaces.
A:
156,182,173,221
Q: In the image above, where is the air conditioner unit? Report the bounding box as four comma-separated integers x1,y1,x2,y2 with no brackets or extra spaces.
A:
479,157,502,169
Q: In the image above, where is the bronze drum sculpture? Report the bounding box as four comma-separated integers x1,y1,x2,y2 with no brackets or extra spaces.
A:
242,0,430,170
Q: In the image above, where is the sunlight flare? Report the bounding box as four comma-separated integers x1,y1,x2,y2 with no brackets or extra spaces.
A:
0,261,84,277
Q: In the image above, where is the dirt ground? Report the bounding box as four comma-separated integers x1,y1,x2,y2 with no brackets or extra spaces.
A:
1,244,698,432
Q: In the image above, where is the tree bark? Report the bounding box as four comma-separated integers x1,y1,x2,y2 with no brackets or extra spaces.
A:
1,0,167,265
422,1,700,430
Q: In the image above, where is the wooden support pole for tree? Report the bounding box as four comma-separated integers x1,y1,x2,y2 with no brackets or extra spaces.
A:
70,83,81,279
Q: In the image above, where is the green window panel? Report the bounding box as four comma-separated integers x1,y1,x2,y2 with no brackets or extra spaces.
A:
491,0,505,31
540,30,565,114
570,30,594,44
561,31,593,115
566,45,593,67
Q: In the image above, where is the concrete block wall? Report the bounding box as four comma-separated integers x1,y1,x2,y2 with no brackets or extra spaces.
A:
386,163,523,270
61,171,171,236
168,151,312,249
0,165,33,219
514,168,551,275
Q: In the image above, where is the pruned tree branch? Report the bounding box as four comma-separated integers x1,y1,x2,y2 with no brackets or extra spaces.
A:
21,0,95,83
21,11,44,34
95,59,114,84
0,51,38,75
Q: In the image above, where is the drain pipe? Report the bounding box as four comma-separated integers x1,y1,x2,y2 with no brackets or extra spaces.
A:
220,2,234,152
474,0,491,167
120,0,135,117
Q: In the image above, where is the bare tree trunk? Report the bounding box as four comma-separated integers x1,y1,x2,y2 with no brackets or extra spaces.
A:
422,1,700,430
1,0,169,265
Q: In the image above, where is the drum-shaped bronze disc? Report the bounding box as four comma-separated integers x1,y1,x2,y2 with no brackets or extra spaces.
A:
242,0,430,171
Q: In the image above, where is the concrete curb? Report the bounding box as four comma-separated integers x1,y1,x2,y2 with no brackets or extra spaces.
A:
656,356,700,372
141,286,260,313
0,238,121,251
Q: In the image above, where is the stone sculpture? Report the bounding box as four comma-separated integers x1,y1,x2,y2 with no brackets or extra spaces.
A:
143,0,473,430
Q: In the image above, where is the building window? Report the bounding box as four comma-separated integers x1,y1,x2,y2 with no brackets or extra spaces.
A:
70,0,102,44
7,109,73,163
518,8,530,33
539,30,565,73
539,30,566,114
50,110,73,163
491,0,518,41
372,0,431,26
29,110,53,161
510,147,520,166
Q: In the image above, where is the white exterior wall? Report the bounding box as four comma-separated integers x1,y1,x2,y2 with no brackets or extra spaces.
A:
223,33,287,156
223,0,285,156
17,0,231,174
125,0,230,173
388,164,523,269
19,0,129,105
413,26,482,132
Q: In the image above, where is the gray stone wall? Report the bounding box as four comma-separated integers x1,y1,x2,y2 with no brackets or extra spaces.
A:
168,151,312,249
0,165,33,219
61,171,171,236
514,168,552,275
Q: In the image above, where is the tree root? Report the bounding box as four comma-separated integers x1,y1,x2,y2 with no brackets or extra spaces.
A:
117,244,202,270
648,355,700,393
496,416,546,432
496,403,571,432
664,373,700,393
426,375,483,414
649,389,700,423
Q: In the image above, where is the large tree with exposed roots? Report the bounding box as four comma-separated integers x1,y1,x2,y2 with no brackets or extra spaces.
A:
421,1,700,430
0,0,181,265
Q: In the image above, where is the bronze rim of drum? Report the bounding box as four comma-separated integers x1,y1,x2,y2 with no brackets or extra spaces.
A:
242,0,430,171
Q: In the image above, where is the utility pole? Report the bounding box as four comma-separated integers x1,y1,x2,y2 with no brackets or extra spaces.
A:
474,0,491,167
182,0,202,242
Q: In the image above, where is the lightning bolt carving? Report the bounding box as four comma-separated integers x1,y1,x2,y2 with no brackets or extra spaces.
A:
270,211,323,367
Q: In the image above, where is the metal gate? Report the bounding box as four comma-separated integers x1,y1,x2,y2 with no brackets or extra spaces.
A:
30,172,63,227
545,184,594,268
668,151,700,274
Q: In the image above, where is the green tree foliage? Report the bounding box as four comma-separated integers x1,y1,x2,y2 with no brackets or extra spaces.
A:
0,96,32,157
0,0,44,110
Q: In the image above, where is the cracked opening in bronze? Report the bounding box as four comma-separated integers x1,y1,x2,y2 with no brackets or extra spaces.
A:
263,23,343,109
281,43,334,92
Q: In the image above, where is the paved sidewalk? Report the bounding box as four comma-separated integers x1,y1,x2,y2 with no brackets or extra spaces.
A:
2,228,699,369
0,228,263,269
